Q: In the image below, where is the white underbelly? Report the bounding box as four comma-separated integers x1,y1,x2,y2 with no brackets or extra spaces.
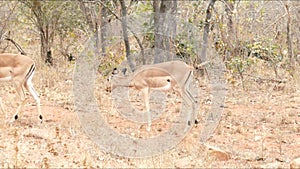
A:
153,82,172,91
0,76,12,82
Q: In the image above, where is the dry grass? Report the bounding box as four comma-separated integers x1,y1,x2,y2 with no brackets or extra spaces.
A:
0,53,299,168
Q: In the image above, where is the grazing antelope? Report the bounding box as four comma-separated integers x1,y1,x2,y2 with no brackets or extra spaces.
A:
110,60,196,131
0,53,42,122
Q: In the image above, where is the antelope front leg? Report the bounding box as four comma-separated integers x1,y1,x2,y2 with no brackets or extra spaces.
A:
182,89,196,128
142,88,151,131
11,81,26,122
12,98,27,122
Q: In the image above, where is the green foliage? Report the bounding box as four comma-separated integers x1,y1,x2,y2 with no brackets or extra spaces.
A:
246,41,282,63
14,0,88,61
141,12,155,48
227,56,256,75
136,1,153,13
175,40,197,61
224,38,283,81
55,2,87,36
97,51,125,77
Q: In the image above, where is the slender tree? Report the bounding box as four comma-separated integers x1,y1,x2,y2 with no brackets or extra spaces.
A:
201,0,217,62
119,0,135,71
153,0,177,63
79,0,100,57
21,0,60,65
284,2,295,73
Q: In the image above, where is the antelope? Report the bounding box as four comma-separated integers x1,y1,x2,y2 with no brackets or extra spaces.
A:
109,60,196,131
0,53,42,122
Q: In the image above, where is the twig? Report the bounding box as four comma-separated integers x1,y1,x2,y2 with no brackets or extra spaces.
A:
244,73,287,83
97,0,145,66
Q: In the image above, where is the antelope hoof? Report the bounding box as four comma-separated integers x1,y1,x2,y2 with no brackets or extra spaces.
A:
14,114,18,120
39,115,43,123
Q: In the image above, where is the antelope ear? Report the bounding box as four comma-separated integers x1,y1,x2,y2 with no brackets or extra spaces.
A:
112,68,118,75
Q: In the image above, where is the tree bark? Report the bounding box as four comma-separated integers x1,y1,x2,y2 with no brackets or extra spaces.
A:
98,0,145,67
164,0,177,61
199,0,217,78
40,27,53,65
154,0,177,63
220,0,236,61
153,0,163,63
225,0,234,36
120,0,135,71
284,3,294,72
22,0,54,65
79,1,100,57
200,0,217,62
100,1,107,57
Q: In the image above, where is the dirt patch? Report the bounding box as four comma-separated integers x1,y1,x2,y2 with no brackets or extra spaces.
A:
0,81,299,168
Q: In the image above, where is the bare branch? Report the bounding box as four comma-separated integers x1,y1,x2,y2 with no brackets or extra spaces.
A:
244,73,287,84
97,0,145,68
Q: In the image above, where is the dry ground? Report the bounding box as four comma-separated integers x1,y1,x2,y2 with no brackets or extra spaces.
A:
0,62,299,168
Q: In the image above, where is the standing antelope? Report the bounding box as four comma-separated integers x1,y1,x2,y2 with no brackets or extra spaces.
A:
110,60,196,131
0,53,42,122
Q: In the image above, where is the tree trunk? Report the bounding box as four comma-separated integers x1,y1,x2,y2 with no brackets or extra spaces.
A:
79,1,101,57
225,0,234,36
25,0,54,65
200,0,217,62
285,3,294,73
100,1,107,57
199,0,217,78
40,27,53,65
120,0,135,71
154,0,177,63
154,0,163,63
164,0,177,61
223,0,235,60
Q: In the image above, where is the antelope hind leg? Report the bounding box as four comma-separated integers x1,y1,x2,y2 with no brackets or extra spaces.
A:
26,74,43,123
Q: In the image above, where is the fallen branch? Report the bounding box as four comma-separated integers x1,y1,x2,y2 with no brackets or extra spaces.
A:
244,73,287,84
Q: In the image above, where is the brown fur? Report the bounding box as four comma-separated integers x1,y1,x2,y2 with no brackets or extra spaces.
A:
110,60,195,131
0,53,42,122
